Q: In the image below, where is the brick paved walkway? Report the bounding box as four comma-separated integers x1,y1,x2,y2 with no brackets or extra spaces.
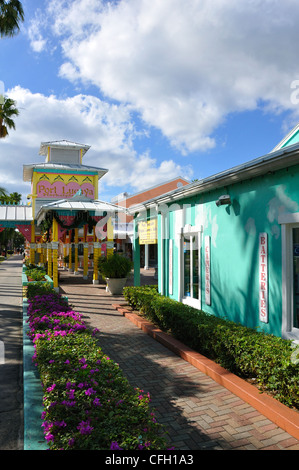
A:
59,269,299,450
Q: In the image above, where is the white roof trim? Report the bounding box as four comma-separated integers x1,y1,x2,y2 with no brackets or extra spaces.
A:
271,123,299,152
39,140,91,156
0,205,33,222
36,198,127,225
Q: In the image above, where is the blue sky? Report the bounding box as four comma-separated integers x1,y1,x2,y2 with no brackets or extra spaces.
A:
1,0,299,203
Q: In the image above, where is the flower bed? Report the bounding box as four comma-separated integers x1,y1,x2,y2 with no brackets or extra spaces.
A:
22,266,53,297
26,288,168,450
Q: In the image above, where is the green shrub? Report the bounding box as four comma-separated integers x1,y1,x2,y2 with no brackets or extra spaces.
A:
98,254,133,279
26,281,55,299
26,267,47,281
24,261,45,271
123,286,299,410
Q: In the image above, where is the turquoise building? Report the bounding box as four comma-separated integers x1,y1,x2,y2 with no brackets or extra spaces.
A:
130,126,299,342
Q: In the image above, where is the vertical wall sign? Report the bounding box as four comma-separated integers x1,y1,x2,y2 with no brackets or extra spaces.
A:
169,239,173,295
205,236,211,305
259,232,268,323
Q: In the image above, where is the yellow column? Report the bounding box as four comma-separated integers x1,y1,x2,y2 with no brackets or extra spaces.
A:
83,243,89,279
39,243,43,265
64,234,69,269
47,243,52,278
74,228,79,275
52,218,59,290
69,243,73,271
42,244,46,267
68,230,73,272
93,242,100,284
52,242,59,291
63,244,67,270
30,221,35,264
107,216,114,258
83,225,89,280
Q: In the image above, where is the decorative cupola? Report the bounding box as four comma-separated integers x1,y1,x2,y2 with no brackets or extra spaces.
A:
39,140,91,164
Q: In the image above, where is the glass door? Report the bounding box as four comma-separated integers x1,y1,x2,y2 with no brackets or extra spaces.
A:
183,233,200,305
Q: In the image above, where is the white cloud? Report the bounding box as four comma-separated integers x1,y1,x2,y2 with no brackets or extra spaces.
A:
39,0,299,154
27,10,48,53
1,86,191,202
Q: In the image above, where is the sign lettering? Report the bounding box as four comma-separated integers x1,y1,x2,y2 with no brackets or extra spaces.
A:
36,180,94,199
138,219,157,245
259,233,268,323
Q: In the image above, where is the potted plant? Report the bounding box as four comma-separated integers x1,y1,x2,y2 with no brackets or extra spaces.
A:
98,254,133,295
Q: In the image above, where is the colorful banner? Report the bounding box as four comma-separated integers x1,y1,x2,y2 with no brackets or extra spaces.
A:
16,225,32,242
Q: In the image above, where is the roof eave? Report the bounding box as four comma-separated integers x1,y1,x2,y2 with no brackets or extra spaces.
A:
128,145,299,214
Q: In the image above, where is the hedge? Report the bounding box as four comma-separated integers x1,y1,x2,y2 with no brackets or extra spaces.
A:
26,286,168,450
123,286,299,411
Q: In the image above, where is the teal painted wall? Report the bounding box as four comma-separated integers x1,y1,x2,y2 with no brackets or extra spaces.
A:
161,165,299,337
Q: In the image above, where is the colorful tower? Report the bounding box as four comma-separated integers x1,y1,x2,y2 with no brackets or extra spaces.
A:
22,140,118,289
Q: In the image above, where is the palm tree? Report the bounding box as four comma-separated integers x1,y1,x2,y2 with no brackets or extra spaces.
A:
9,191,21,204
0,97,19,138
0,0,24,38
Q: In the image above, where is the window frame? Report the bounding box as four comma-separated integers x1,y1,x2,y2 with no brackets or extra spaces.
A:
279,213,299,341
179,224,202,310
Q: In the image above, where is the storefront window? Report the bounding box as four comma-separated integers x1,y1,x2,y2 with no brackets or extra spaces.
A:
293,228,299,329
183,235,199,300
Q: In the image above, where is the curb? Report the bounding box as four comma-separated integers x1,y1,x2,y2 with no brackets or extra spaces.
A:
112,304,299,441
23,299,47,450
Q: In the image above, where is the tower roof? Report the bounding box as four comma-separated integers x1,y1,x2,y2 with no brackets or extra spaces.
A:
39,140,91,157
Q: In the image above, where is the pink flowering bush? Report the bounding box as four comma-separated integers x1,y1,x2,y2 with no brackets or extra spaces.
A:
27,291,168,450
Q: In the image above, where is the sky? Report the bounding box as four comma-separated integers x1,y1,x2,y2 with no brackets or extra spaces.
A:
1,0,299,204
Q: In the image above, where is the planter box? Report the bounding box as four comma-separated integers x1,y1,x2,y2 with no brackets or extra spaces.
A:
22,273,54,298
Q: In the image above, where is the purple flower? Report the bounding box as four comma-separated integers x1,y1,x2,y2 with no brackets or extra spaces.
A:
85,387,96,396
77,420,94,435
45,433,54,442
41,421,53,433
61,400,76,407
93,397,102,406
67,389,75,399
66,381,75,389
110,441,123,450
54,420,67,428
68,438,75,447
46,384,56,392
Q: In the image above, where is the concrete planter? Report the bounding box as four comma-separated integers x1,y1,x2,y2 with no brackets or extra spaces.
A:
22,273,54,297
106,277,127,295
